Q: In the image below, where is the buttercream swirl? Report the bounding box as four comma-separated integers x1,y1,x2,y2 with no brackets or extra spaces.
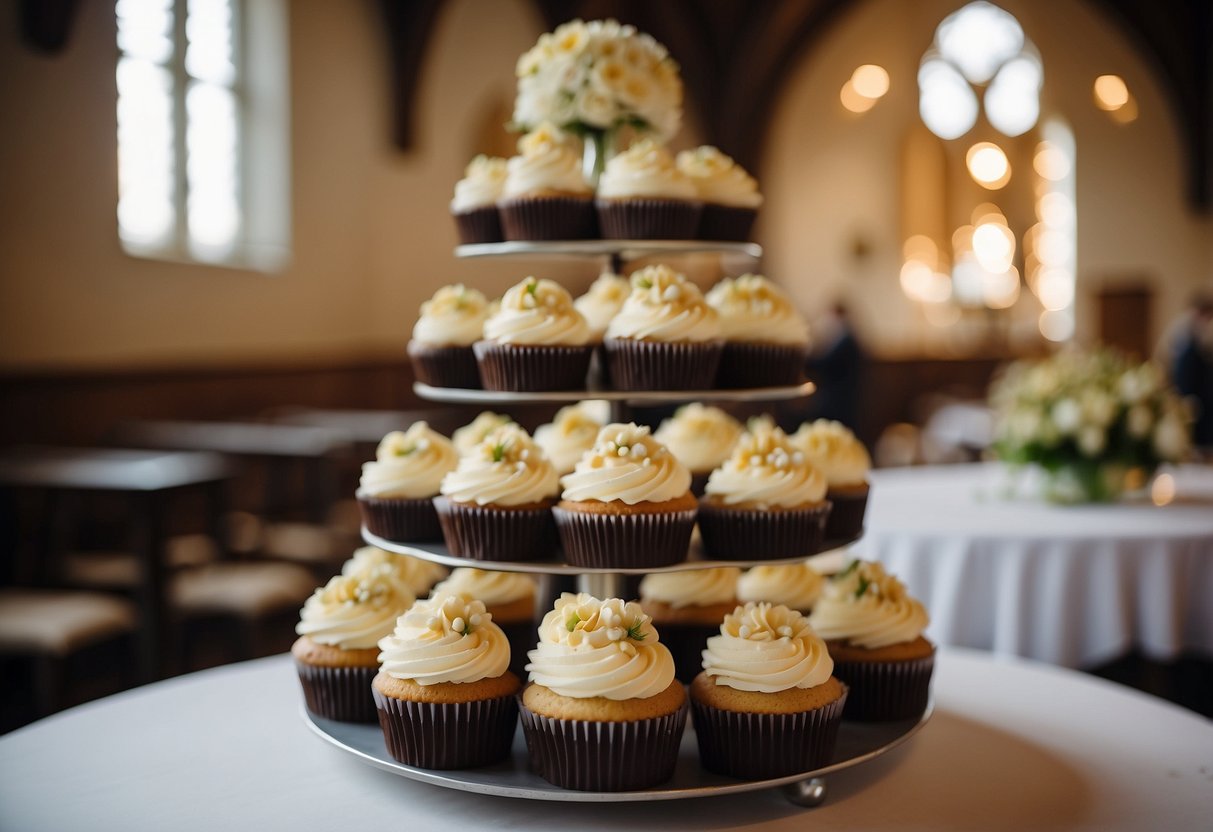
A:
597,139,697,200
654,403,743,473
503,122,591,198
440,424,560,507
482,277,591,346
639,567,740,609
452,412,517,456
675,146,763,208
341,545,448,598
378,592,511,684
704,421,827,508
526,593,675,700
573,272,629,340
705,275,809,345
701,602,834,693
432,567,535,607
789,420,871,488
736,563,824,612
358,423,459,499
296,562,415,650
605,265,721,343
808,561,929,649
534,402,603,475
411,284,490,347
451,155,508,212
560,422,691,505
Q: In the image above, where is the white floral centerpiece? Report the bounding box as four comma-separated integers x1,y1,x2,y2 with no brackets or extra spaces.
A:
990,349,1192,503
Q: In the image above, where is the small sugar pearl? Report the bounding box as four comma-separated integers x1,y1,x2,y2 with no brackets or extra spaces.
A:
739,625,752,639
619,641,636,656
615,432,627,445
520,448,530,459
642,457,652,467
661,285,681,302
777,625,792,637
617,446,629,457
630,444,647,458
469,613,483,626
750,455,762,467
452,617,466,633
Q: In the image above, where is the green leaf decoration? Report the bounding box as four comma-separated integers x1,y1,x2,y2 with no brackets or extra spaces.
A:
855,575,870,600
626,620,647,641
491,442,507,463
566,613,580,632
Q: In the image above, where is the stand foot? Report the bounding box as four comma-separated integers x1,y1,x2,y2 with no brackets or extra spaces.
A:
781,777,827,807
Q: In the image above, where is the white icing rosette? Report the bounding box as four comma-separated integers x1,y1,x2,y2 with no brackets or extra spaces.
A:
411,285,490,348
502,122,591,198
340,545,447,598
560,422,690,504
701,602,834,693
573,272,629,339
704,420,826,508
451,412,516,456
597,139,697,200
639,567,740,609
451,155,508,212
358,423,459,499
440,424,559,507
705,275,809,345
736,563,824,612
808,560,929,649
432,568,535,608
654,403,743,473
675,146,763,208
534,402,603,475
789,419,871,488
296,564,415,651
377,592,511,684
482,276,590,346
606,265,720,343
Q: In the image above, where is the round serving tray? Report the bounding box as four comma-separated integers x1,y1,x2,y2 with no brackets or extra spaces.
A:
303,699,931,803
455,240,762,260
413,381,815,406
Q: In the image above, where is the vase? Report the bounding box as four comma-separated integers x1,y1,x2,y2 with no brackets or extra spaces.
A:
1039,461,1147,504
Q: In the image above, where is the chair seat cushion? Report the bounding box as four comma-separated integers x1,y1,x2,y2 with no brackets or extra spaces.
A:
171,562,315,618
0,589,138,656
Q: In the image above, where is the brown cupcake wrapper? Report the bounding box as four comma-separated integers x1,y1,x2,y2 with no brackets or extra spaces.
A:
823,488,868,547
553,507,696,569
499,618,537,681
453,205,504,245
518,699,688,791
602,338,723,391
696,204,757,242
499,196,598,241
374,688,518,769
830,653,934,722
691,688,847,780
696,500,831,560
357,494,444,543
652,622,718,683
407,341,482,390
595,198,702,240
715,342,808,389
473,341,593,392
434,497,557,562
296,661,379,723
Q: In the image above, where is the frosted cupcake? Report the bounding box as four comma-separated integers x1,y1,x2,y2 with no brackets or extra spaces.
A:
573,271,629,342
676,146,763,241
654,403,743,495
639,567,740,683
435,424,560,561
808,560,933,722
699,420,831,559
520,593,687,791
533,402,603,475
341,545,447,599
706,275,810,388
554,423,697,569
450,155,507,244
499,123,596,240
736,562,825,614
596,139,702,239
691,602,847,779
451,411,516,456
474,277,593,391
407,284,489,389
431,567,536,679
373,592,521,768
789,420,872,544
356,423,458,542
603,265,723,391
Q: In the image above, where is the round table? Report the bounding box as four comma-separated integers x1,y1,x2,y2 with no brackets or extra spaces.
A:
855,463,1213,668
1,650,1210,831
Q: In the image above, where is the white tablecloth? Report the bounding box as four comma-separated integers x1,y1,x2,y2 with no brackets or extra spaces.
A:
856,463,1213,668
1,651,1210,831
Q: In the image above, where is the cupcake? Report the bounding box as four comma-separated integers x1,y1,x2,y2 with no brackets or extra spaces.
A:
691,602,847,779
498,122,596,241
474,277,593,391
554,423,697,569
736,561,825,614
573,271,629,342
808,560,934,722
450,155,507,244
533,402,603,475
373,592,521,769
431,567,536,680
356,423,458,542
654,403,743,495
705,275,810,388
639,568,740,683
293,559,416,723
789,420,872,545
602,265,723,391
451,411,516,456
407,285,489,389
698,419,831,560
341,545,448,599
520,593,688,791
596,139,702,239
435,424,560,562
676,146,763,241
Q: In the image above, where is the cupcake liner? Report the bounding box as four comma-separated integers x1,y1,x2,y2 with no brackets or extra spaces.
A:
295,661,379,723
653,622,718,683
602,338,723,391
434,497,557,562
373,688,518,769
552,506,696,569
357,494,444,542
499,618,537,681
518,699,688,791
823,488,869,547
715,342,808,389
696,204,757,242
690,689,847,780
453,206,504,245
499,196,597,241
696,500,831,560
595,198,702,240
830,653,934,722
473,341,593,392
407,341,482,390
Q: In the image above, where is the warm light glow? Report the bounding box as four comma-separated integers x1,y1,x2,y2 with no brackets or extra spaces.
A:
952,224,974,253
936,2,1025,84
1035,268,1075,311
966,142,1011,188
903,235,938,263
900,260,952,304
919,58,978,140
971,204,1006,227
1037,192,1074,227
1033,143,1070,181
1036,228,1071,267
840,80,877,113
1109,94,1139,124
1151,473,1176,507
923,299,962,327
852,64,890,99
972,222,1015,273
983,265,1020,309
1094,74,1129,111
1039,309,1074,342
985,55,1042,136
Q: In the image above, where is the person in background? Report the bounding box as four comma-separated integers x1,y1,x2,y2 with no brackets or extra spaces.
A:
800,302,865,429
1170,293,1213,452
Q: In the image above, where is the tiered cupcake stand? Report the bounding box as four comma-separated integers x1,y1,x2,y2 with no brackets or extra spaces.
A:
304,240,932,806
